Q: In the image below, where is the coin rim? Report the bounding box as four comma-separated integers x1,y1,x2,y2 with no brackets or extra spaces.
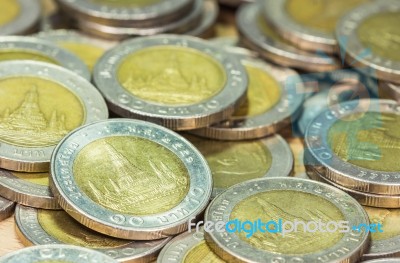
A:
0,196,15,222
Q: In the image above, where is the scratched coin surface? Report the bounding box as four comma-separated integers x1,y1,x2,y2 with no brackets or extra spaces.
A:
15,205,171,262
94,35,247,130
0,196,15,222
337,0,400,84
0,0,40,36
50,119,212,240
204,177,370,263
185,134,293,198
0,36,90,80
0,61,108,172
0,244,119,263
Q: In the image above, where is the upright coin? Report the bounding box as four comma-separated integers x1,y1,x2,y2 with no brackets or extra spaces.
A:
0,36,90,80
0,196,14,222
0,61,108,172
15,205,171,262
337,0,400,84
0,244,118,263
94,35,247,130
205,177,370,263
0,0,40,36
50,119,212,240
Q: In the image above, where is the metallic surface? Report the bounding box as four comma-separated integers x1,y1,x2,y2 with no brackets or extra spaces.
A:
185,0,219,38
0,0,40,36
0,197,14,222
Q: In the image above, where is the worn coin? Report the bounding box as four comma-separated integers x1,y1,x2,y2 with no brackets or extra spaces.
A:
94,35,247,130
50,119,212,240
0,196,15,222
15,205,171,262
0,61,108,172
205,177,370,263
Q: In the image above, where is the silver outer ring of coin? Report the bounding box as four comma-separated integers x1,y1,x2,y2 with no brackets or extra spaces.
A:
185,0,219,38
362,259,400,263
0,36,90,80
0,169,60,210
191,56,305,140
262,0,337,54
0,244,119,263
204,177,370,263
305,99,400,195
210,134,294,198
14,205,171,263
0,196,15,222
50,119,213,240
237,3,340,72
0,0,41,36
93,35,248,131
336,0,400,84
381,82,400,102
0,61,108,173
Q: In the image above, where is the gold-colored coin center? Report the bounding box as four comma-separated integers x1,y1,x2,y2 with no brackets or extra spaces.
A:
59,42,105,72
364,206,400,242
0,50,59,64
0,0,20,27
117,46,226,106
73,136,190,216
12,172,49,186
89,0,162,7
183,240,224,263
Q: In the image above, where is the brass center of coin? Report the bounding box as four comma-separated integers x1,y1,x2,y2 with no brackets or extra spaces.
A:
234,64,281,117
0,77,84,147
230,190,345,254
38,210,129,248
73,136,190,216
183,240,224,263
328,112,400,172
89,0,162,7
357,11,400,62
187,135,272,188
285,0,370,33
0,50,59,64
117,46,226,106
364,206,400,241
0,0,20,26
12,172,49,186
59,42,105,72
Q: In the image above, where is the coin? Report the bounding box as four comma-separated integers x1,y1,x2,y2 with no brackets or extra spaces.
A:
0,61,108,172
263,0,371,54
185,0,219,39
184,134,293,198
50,119,212,240
157,227,224,263
337,0,400,84
15,205,171,262
0,244,119,263
0,196,14,222
237,3,340,72
305,99,400,195
93,35,248,130
204,177,370,263
0,0,41,36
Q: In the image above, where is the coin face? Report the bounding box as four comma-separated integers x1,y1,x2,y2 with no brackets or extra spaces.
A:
205,178,370,262
0,196,14,222
0,0,40,36
0,61,108,172
50,119,212,240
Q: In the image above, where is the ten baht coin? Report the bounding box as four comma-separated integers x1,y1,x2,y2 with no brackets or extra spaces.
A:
50,119,212,240
0,244,119,263
0,61,108,172
15,205,171,263
0,196,14,222
93,35,248,130
204,177,370,263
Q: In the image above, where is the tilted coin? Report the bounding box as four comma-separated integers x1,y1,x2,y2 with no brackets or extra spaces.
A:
362,259,400,263
0,61,108,172
337,0,400,84
50,119,212,240
15,205,171,262
185,0,219,39
205,177,370,263
0,244,118,263
0,196,14,222
0,36,90,80
184,134,293,198
93,35,248,130
0,0,40,36
305,99,400,195
237,3,340,72
263,0,371,54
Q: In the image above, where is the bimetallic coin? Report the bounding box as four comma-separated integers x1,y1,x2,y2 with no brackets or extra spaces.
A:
185,134,293,198
205,177,370,263
186,0,219,39
337,1,400,84
94,35,247,130
0,244,118,263
15,205,171,262
0,61,108,172
237,3,340,72
50,119,212,240
0,196,14,222
0,0,40,36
